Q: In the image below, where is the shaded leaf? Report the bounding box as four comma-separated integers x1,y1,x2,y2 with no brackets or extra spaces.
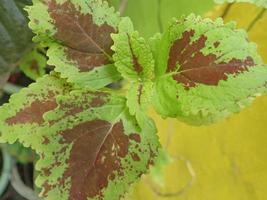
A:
20,48,47,80
0,73,9,90
152,14,267,125
27,0,122,89
0,0,33,88
3,141,35,163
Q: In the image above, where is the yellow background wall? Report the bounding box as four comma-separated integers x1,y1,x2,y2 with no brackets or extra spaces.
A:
126,3,267,200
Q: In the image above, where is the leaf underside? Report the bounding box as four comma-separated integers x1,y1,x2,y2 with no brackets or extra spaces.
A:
0,74,159,200
152,14,267,125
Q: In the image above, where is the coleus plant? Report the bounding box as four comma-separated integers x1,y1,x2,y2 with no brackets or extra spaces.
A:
0,0,267,200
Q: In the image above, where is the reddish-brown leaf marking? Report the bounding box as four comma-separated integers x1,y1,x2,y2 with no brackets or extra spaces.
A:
29,59,41,75
129,133,141,143
6,91,57,125
42,120,142,200
47,0,116,71
167,30,255,89
137,84,143,105
127,34,143,74
47,91,108,126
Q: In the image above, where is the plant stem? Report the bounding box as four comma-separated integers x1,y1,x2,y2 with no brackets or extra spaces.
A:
0,149,13,197
247,8,266,32
11,165,41,200
221,3,233,19
119,0,128,15
3,83,23,94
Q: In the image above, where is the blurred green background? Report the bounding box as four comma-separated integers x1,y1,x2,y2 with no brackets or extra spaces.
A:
110,0,215,38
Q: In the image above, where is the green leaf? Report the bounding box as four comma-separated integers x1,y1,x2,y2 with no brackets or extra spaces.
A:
0,74,73,148
112,17,154,81
0,0,33,88
152,14,267,125
3,141,35,164
0,74,159,200
126,81,154,126
27,0,122,89
35,90,159,200
112,18,155,124
214,0,267,8
19,48,47,81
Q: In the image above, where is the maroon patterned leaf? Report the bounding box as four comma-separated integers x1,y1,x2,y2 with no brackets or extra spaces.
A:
152,15,267,125
28,0,121,89
47,0,116,70
167,30,255,89
34,90,159,200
